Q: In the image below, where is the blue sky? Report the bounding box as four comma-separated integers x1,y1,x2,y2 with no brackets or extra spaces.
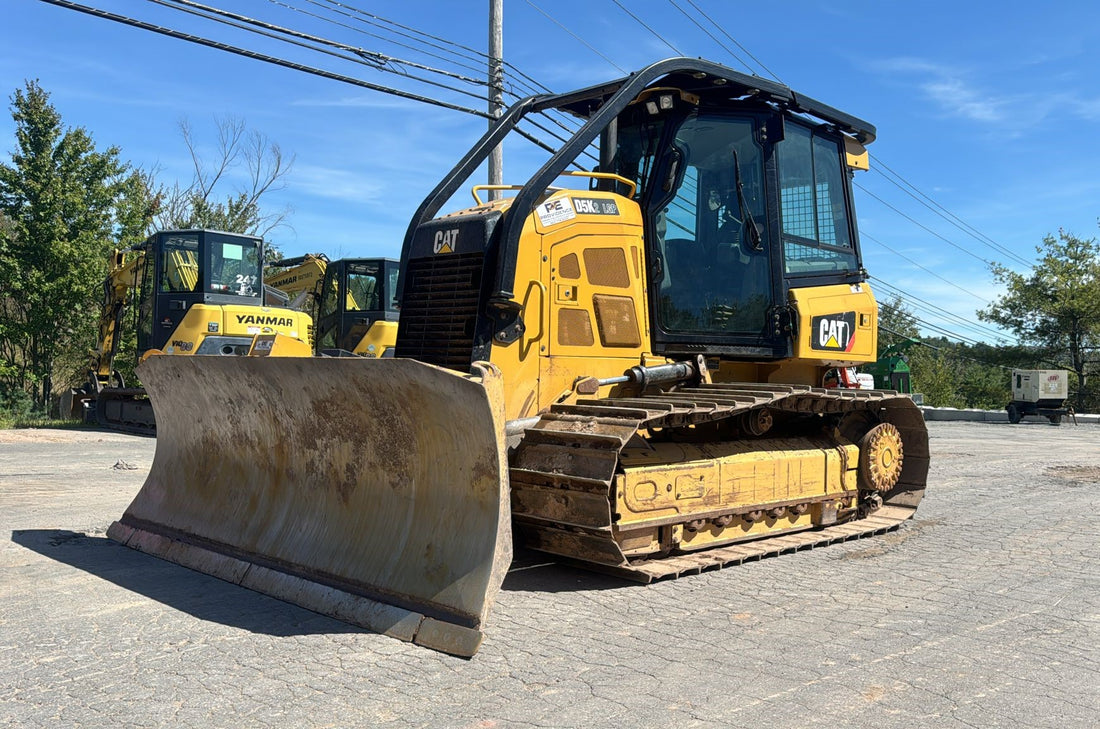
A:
4,0,1100,345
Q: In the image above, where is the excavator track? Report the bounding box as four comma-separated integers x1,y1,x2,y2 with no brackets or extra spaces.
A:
510,383,928,583
95,387,156,436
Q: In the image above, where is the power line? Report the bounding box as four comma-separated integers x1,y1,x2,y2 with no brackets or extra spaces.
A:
878,301,984,347
312,0,485,66
299,0,490,79
872,278,1013,344
856,182,996,268
300,0,565,103
610,0,683,56
665,0,754,76
871,275,1016,344
40,0,495,118
878,325,1014,370
152,0,491,102
676,0,782,83
272,0,589,140
524,0,627,74
868,157,1033,269
860,231,992,305
44,0,574,162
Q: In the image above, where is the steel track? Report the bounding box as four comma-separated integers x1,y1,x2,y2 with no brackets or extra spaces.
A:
510,383,929,581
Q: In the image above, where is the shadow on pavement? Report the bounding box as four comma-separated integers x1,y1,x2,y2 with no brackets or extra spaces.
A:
11,528,360,637
501,547,637,593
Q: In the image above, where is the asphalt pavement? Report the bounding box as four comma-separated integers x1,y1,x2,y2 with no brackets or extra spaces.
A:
1,420,1098,728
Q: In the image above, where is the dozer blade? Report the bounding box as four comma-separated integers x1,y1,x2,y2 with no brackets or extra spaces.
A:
107,355,511,657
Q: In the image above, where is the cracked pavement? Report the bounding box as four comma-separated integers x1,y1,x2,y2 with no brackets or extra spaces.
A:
2,421,1098,728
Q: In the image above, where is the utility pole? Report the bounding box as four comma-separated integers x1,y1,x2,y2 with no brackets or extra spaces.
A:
488,0,503,200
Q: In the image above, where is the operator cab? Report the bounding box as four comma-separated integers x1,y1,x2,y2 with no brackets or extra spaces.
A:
134,229,263,353
315,258,400,354
609,89,862,359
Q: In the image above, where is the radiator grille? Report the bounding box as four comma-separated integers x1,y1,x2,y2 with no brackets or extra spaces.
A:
395,252,483,370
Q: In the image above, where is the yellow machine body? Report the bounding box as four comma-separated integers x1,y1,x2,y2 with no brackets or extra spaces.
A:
265,254,327,307
77,229,314,434
111,59,927,656
159,303,310,356
266,254,400,358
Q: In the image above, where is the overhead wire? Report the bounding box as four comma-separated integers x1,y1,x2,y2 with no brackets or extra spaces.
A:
665,0,754,75
610,0,683,56
878,326,1015,370
286,0,597,152
675,0,782,82
36,0,580,160
868,158,1033,269
878,301,984,347
151,0,594,167
870,275,1016,344
55,0,1034,338
860,231,992,305
151,0,491,100
301,0,490,79
515,1,1021,337
40,0,495,118
662,4,1033,286
524,0,627,74
855,182,995,268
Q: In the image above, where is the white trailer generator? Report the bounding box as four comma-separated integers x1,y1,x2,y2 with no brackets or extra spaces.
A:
1007,369,1072,424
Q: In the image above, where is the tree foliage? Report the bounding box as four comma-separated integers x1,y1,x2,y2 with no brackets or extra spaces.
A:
0,81,137,412
979,228,1100,410
876,294,919,357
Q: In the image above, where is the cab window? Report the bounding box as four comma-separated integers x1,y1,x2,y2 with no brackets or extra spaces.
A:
778,123,856,275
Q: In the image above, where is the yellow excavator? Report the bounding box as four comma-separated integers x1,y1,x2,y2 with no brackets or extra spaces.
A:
108,59,928,656
266,253,401,357
67,229,312,434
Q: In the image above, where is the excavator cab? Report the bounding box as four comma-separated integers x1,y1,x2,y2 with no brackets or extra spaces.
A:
80,229,311,434
315,258,400,356
134,230,263,356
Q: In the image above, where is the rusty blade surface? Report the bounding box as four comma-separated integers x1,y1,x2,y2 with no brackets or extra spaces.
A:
110,355,512,657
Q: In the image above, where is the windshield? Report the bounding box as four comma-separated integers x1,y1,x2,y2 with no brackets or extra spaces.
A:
345,263,382,311
208,237,261,297
639,113,772,335
159,233,200,293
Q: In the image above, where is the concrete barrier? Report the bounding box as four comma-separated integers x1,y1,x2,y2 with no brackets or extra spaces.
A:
919,406,1099,425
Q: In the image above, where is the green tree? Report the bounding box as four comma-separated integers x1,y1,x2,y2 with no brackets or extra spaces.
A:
979,228,1100,411
0,81,129,412
906,341,964,407
55,169,160,392
876,294,919,357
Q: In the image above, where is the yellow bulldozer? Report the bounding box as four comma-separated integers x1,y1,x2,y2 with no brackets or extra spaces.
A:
266,253,401,357
65,229,312,434
108,59,928,656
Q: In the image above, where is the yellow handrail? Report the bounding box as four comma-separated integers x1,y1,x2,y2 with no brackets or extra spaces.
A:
471,185,524,205
560,170,637,198
470,171,637,205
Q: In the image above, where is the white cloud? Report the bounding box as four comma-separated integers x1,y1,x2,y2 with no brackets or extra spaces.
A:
919,78,1007,123
289,164,386,203
875,57,1011,124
